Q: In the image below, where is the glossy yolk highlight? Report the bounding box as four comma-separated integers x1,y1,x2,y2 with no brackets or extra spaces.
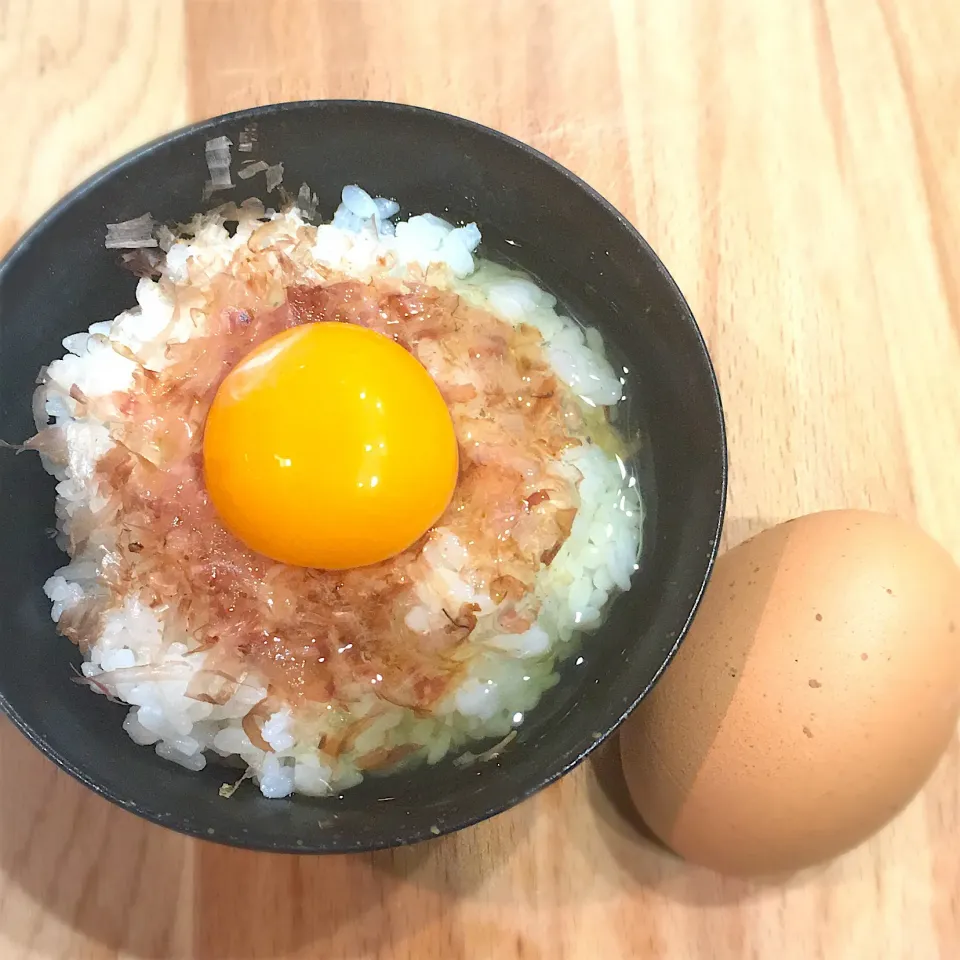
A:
203,322,459,569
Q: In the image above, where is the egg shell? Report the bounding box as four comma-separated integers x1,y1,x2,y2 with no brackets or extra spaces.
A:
620,510,960,876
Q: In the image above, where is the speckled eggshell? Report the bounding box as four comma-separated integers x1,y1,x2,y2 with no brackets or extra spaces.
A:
620,510,960,876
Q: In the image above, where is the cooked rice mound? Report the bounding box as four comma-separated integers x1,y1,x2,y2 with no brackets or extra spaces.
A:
32,187,643,798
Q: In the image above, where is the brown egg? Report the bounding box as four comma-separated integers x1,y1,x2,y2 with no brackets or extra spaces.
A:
620,510,960,876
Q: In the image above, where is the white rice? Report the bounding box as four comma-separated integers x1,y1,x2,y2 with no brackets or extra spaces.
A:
36,185,643,799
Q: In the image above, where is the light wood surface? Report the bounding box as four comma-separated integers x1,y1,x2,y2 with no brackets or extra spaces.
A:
1,1,958,957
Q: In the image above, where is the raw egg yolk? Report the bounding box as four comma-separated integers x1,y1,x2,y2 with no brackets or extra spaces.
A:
203,322,459,569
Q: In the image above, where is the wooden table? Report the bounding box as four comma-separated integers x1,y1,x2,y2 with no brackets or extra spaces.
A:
2,1,958,957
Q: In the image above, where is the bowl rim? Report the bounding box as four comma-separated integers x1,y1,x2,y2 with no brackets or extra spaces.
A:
0,99,727,852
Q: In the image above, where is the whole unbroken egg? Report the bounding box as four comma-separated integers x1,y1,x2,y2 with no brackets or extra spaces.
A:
620,510,960,875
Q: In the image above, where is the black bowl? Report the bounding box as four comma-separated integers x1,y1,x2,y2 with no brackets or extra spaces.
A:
0,101,725,852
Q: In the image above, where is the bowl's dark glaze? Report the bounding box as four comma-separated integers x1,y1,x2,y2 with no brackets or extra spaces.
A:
0,101,725,852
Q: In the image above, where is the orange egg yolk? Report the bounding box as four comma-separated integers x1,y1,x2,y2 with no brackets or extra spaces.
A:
203,322,459,569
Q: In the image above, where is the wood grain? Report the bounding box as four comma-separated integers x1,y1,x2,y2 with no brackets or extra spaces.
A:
1,0,958,956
